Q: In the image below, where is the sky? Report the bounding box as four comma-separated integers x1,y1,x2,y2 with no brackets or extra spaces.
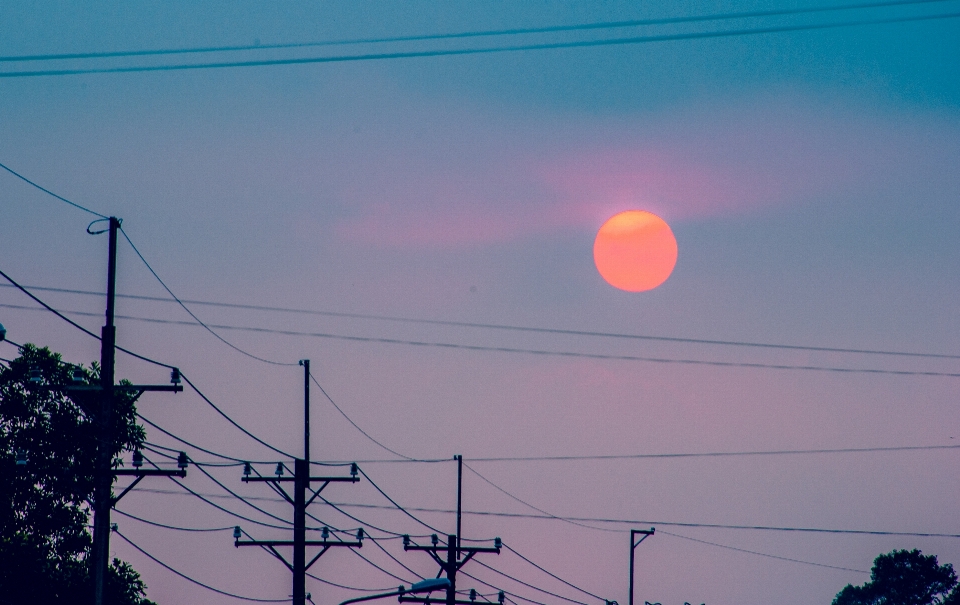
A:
1,2,959,604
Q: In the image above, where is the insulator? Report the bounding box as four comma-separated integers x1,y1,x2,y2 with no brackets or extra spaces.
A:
29,367,42,383
431,534,438,546
15,449,27,466
470,589,477,601
356,528,364,541
177,452,188,469
170,367,181,385
132,450,143,468
350,462,358,477
499,592,505,604
243,462,252,476
322,527,329,540
71,367,85,383
494,537,502,549
233,526,242,539
403,535,410,548
275,462,284,476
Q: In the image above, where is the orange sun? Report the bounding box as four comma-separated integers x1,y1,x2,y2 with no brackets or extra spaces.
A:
593,210,677,292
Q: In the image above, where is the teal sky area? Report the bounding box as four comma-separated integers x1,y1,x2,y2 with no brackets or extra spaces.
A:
1,2,959,604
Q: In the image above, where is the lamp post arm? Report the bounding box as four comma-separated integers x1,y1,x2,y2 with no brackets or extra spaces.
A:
338,589,406,605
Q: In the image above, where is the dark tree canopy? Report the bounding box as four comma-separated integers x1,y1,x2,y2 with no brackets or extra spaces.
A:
0,344,155,605
834,549,960,605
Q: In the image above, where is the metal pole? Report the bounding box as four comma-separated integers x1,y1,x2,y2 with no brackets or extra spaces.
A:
455,455,462,559
294,458,307,605
446,534,457,605
629,528,654,605
629,531,636,605
93,217,119,605
302,359,310,464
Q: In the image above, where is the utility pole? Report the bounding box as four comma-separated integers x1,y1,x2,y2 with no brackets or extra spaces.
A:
628,528,654,605
402,534,502,605
236,359,362,605
89,217,184,605
403,456,501,605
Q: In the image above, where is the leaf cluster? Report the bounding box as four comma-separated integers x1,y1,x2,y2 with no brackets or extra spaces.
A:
0,344,154,605
835,549,960,605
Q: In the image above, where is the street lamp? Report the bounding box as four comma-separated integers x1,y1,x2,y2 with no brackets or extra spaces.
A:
338,578,452,605
629,528,655,605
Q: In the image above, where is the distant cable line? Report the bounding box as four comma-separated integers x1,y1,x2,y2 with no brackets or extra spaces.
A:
2,10,958,78
658,529,868,573
4,302,958,378
0,0,950,64
4,284,958,360
0,160,107,218
461,444,960,462
114,530,291,602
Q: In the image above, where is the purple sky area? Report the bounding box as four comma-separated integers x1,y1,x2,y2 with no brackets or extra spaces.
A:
2,2,959,604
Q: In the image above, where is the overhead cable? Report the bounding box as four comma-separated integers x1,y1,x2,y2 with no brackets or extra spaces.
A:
658,529,868,574
0,0,952,64
6,302,957,378
119,227,296,367
2,11,959,78
463,462,617,533
310,372,422,461
5,283,957,360
0,160,107,218
114,530,291,602
502,544,606,602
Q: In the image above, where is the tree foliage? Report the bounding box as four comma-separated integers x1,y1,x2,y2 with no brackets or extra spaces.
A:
834,549,960,605
0,344,155,605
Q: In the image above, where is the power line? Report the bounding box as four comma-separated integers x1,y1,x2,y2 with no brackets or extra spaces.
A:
114,530,291,602
502,544,605,602
118,227,297,367
472,560,590,605
4,284,958,361
0,0,950,64
2,10,958,78
464,462,623,534
5,302,958,378
461,444,960,462
137,489,960,539
180,372,295,459
355,467,446,535
310,372,421,461
658,529,868,574
0,160,107,218
113,508,234,532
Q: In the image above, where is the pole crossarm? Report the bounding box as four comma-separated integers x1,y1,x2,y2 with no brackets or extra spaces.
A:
111,468,185,504
242,475,359,483
61,384,183,393
236,539,362,548
399,598,487,605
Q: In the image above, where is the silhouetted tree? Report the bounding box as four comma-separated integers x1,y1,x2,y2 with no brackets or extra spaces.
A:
0,344,155,605
834,549,960,605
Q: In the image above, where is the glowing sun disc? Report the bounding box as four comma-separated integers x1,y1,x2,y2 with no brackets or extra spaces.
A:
594,210,677,292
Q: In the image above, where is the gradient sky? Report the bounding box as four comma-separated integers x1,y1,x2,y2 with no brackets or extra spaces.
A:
2,2,959,604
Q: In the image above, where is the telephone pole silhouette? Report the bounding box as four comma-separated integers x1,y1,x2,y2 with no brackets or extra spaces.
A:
88,217,184,605
402,455,502,605
235,359,361,605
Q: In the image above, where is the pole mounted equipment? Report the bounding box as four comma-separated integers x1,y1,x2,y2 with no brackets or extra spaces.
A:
88,217,185,605
235,360,362,605
629,528,655,605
